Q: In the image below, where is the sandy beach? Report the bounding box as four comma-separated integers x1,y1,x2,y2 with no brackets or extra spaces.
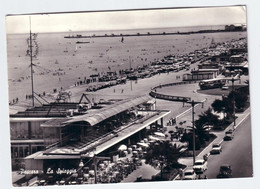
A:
7,29,246,108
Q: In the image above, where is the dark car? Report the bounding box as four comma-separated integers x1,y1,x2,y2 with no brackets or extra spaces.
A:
210,143,222,154
217,164,232,178
224,129,234,141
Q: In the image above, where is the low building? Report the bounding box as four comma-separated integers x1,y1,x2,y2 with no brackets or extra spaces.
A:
229,48,247,55
225,24,245,31
211,54,230,62
183,72,214,81
229,54,245,64
224,61,248,75
10,102,83,170
183,69,219,81
198,62,220,70
11,95,171,185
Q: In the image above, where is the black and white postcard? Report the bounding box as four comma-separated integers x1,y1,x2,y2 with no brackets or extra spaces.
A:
1,1,260,189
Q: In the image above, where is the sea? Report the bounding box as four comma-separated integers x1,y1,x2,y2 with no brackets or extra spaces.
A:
6,25,247,103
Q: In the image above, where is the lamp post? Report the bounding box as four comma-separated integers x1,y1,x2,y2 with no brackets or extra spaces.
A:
192,101,195,165
185,100,203,165
154,95,157,110
231,78,236,130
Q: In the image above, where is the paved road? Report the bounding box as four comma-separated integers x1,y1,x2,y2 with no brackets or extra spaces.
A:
204,114,253,179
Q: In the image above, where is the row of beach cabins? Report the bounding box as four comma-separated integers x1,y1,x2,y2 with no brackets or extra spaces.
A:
78,38,247,93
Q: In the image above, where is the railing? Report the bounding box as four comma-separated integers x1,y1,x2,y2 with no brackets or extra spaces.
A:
149,91,191,102
149,80,200,102
151,80,200,91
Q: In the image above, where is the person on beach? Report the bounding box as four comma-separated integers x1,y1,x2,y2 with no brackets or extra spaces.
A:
121,89,124,93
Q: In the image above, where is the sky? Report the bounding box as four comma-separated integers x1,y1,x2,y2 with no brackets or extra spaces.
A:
6,5,247,34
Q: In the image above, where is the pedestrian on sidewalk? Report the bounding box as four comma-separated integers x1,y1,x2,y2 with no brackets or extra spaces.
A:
178,168,183,180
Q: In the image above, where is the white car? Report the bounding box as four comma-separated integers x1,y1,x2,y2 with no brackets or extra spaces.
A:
193,159,208,173
183,169,197,180
221,85,229,90
210,143,222,154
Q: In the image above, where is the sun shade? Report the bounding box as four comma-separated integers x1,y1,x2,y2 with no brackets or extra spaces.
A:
65,95,152,126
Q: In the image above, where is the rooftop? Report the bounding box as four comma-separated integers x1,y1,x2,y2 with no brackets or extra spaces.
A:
41,95,152,128
27,110,170,160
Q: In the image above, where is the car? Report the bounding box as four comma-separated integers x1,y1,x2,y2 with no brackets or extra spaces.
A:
222,85,229,90
217,164,232,178
193,159,208,173
210,143,222,154
183,169,197,180
224,129,234,141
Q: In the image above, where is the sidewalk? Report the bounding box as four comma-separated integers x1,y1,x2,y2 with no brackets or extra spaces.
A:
120,160,160,183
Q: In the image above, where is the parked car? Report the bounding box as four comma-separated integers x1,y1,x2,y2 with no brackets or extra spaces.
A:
193,159,208,173
210,143,222,154
183,169,197,180
221,85,229,90
224,129,234,141
217,164,232,178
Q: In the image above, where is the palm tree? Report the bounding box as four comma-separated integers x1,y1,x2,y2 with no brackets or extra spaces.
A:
195,108,219,142
145,141,182,179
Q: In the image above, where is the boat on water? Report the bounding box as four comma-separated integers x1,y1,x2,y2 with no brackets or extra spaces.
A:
76,41,90,44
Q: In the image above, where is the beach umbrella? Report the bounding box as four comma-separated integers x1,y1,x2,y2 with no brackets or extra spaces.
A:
137,142,149,148
59,180,65,184
154,132,165,137
148,135,161,141
72,173,78,178
89,170,95,176
88,151,95,157
118,144,127,151
83,174,89,179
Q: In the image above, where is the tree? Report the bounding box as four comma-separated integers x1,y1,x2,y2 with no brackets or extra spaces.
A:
212,96,233,121
180,132,201,150
212,99,225,114
195,108,219,142
228,89,249,111
180,108,219,151
145,141,182,178
197,108,220,126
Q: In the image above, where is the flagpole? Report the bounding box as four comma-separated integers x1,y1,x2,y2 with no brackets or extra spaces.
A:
29,16,35,107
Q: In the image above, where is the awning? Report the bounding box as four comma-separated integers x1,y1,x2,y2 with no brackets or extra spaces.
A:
154,132,165,137
65,95,152,126
41,118,71,128
118,144,127,151
148,135,161,141
137,142,149,148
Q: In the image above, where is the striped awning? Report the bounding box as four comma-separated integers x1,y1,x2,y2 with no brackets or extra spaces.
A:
65,95,152,126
